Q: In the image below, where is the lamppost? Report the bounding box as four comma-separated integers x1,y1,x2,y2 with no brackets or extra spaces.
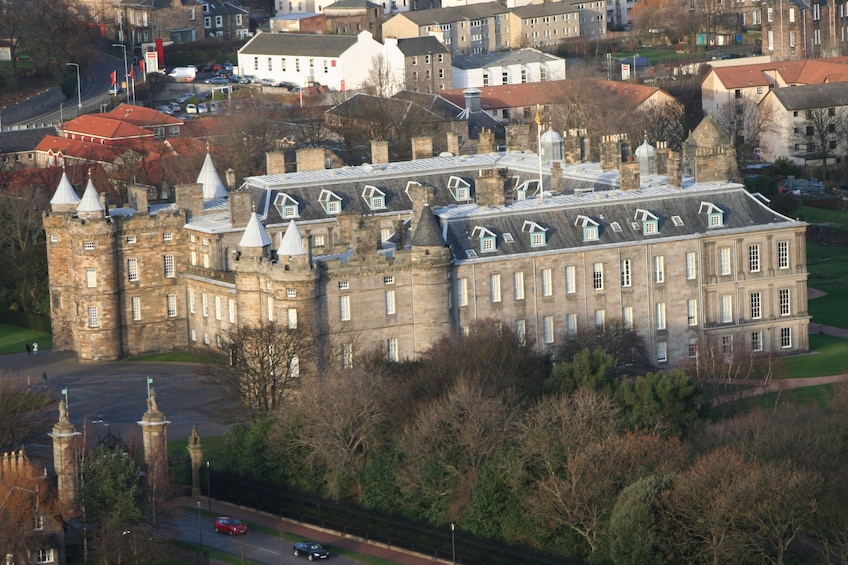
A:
66,62,82,116
197,500,203,554
206,460,211,511
112,42,130,104
451,523,456,565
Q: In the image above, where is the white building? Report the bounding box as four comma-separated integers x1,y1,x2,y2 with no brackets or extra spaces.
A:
451,48,565,89
237,30,384,91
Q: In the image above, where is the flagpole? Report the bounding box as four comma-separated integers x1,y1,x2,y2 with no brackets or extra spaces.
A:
535,105,543,203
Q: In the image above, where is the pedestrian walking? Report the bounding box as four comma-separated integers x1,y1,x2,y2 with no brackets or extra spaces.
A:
26,343,31,356
32,342,38,355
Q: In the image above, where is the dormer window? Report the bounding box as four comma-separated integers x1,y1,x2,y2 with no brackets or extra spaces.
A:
611,222,622,232
203,3,210,12
522,220,547,247
447,176,472,202
274,193,300,219
404,180,422,201
634,209,659,235
472,226,497,252
319,189,343,214
671,215,684,227
575,215,600,241
362,185,386,210
514,178,541,201
699,201,725,227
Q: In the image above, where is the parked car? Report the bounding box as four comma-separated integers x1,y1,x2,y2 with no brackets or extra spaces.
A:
214,517,247,535
154,105,174,115
210,64,223,72
208,101,219,112
214,69,231,78
229,75,250,84
259,78,279,87
198,102,209,113
242,75,259,83
176,93,194,104
108,84,122,96
293,541,329,560
222,62,234,71
185,103,198,114
169,101,182,112
205,76,229,85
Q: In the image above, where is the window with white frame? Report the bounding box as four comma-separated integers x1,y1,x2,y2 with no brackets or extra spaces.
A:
34,515,44,530
575,215,599,241
189,290,195,314
622,306,633,329
457,278,468,307
700,202,725,227
565,265,576,294
688,337,698,358
720,295,733,323
88,306,98,328
342,344,353,368
167,294,177,317
748,245,760,272
202,293,209,317
594,309,605,333
215,296,222,320
686,251,697,280
472,226,497,253
318,189,343,214
657,341,668,363
593,262,604,290
86,269,97,288
84,241,95,251
384,275,394,285
752,330,763,352
687,298,698,326
514,272,525,300
287,288,296,298
656,303,666,330
126,235,137,244
36,549,53,564
164,255,175,278
654,255,665,283
779,288,791,315
190,251,197,266
288,308,298,329
51,234,58,243
620,259,631,287
635,209,659,235
514,319,526,344
202,254,210,269
131,297,141,321
340,295,351,321
275,193,300,219
362,185,387,210
722,334,733,355
523,221,547,247
448,176,472,201
543,315,555,343
719,247,732,276
780,327,792,348
338,281,349,290
163,232,173,241
566,313,578,336
228,298,236,323
387,338,399,361
541,268,553,296
386,289,396,315
777,241,789,269
750,292,761,319
490,274,501,303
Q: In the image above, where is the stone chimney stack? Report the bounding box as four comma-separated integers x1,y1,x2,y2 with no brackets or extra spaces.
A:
464,87,481,113
266,151,286,175
667,151,683,189
476,168,504,207
655,141,669,174
477,129,495,154
446,132,459,156
619,161,640,191
229,189,253,228
127,184,148,212
297,148,325,171
505,124,531,152
411,137,433,160
600,134,627,171
225,168,236,189
175,182,204,221
371,140,389,164
550,161,564,193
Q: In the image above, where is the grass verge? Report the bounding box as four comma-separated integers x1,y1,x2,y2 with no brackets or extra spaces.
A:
784,334,848,377
0,324,51,355
128,351,205,363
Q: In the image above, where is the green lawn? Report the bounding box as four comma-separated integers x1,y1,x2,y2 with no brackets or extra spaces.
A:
0,324,51,355
784,334,848,377
806,242,848,328
798,205,848,230
128,351,205,363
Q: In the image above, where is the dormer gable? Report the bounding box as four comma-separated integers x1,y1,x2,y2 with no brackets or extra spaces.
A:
522,220,548,247
514,178,541,201
471,226,497,252
362,185,387,210
318,189,343,214
699,201,725,227
447,175,472,202
634,208,659,235
274,193,300,219
575,214,600,241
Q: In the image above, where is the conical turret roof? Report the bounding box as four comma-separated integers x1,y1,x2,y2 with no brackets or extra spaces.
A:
238,212,272,248
278,219,306,256
197,152,228,200
49,171,81,206
77,176,104,213
411,203,444,247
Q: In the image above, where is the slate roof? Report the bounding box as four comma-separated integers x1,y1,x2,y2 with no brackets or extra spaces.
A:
0,127,57,154
512,2,580,18
452,49,561,70
390,91,503,138
239,31,357,57
204,0,248,16
770,82,848,110
324,0,380,9
390,2,509,25
118,0,201,9
396,36,450,57
411,202,446,247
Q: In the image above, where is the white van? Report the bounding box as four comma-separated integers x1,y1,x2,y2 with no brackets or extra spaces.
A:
185,103,198,114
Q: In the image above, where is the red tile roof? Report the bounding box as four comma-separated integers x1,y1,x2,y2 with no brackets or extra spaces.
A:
440,78,670,111
101,103,184,128
36,135,123,162
707,57,848,89
62,115,154,144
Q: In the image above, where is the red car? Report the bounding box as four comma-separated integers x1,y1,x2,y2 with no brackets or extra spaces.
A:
214,517,247,535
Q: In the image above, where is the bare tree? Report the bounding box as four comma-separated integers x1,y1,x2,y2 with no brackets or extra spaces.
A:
0,190,50,313
791,106,848,179
363,53,402,98
0,374,51,452
205,321,315,422
0,459,59,564
714,95,778,171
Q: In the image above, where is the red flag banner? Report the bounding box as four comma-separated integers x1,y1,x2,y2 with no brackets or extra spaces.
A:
129,68,134,80
139,59,145,73
110,70,117,85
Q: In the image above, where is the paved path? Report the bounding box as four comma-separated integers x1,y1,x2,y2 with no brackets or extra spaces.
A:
166,497,449,565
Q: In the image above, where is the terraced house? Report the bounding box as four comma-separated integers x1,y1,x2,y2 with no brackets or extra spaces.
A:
43,119,808,368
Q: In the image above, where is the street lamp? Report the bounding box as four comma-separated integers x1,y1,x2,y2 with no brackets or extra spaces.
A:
112,42,130,104
206,460,211,511
196,500,203,554
66,62,82,116
451,523,456,565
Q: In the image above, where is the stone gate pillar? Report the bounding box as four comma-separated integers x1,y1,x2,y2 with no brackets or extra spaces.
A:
48,399,80,512
187,425,203,497
138,388,170,493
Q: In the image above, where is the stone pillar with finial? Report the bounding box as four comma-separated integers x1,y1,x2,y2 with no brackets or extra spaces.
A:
187,425,203,497
48,398,81,512
138,388,170,494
